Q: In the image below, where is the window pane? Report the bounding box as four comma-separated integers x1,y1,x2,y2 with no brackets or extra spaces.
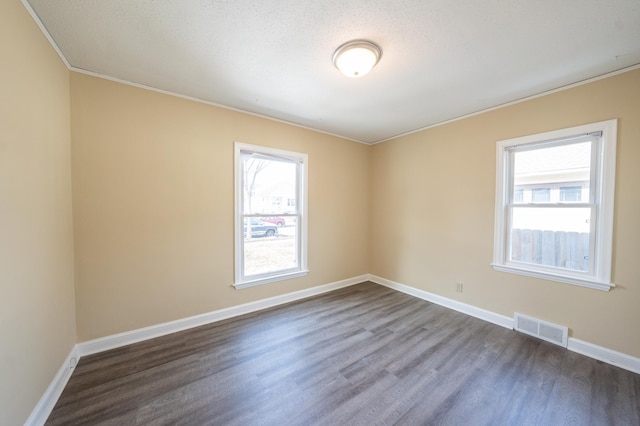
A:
509,206,591,272
235,143,307,288
560,186,582,202
531,188,550,202
244,220,298,276
242,154,297,215
495,120,616,289
513,189,524,203
513,141,591,203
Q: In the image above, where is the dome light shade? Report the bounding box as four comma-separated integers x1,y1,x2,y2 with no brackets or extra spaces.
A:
332,40,381,78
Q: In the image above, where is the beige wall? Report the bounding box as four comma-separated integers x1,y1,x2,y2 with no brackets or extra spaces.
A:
3,1,639,419
371,69,640,358
70,73,371,341
0,1,76,425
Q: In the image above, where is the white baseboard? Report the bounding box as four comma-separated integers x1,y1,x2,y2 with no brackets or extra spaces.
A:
568,338,640,374
25,345,79,426
78,274,368,356
368,274,514,329
31,273,640,425
368,274,640,375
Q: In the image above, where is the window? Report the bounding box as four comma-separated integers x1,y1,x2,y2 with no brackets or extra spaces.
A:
493,120,617,291
513,189,524,203
560,186,582,202
531,188,551,202
234,143,308,289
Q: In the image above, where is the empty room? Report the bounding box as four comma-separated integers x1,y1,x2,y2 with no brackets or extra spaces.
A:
2,0,640,425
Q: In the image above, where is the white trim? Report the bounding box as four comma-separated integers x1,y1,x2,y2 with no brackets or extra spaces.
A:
371,64,640,145
35,275,640,423
491,264,613,291
234,142,308,288
74,68,368,145
492,119,617,290
71,65,640,146
568,338,640,375
595,119,618,283
78,275,367,356
20,0,71,69
369,274,640,374
25,345,79,426
233,270,310,289
16,5,365,146
21,0,640,147
368,274,514,329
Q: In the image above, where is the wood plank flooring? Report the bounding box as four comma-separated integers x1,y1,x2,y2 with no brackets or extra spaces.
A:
46,282,640,425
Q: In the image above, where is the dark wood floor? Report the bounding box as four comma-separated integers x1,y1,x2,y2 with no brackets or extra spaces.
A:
47,282,640,425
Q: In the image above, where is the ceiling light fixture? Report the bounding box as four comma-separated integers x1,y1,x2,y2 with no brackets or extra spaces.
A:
332,40,382,78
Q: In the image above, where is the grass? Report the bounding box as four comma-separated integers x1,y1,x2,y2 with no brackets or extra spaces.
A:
244,236,297,276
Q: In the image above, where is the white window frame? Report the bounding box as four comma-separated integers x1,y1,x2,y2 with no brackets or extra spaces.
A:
234,142,308,289
492,119,617,291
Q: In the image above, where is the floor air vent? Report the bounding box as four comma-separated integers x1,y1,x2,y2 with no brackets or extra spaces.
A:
514,313,568,348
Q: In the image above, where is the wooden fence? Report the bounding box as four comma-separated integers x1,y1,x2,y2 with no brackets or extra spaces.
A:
510,228,589,272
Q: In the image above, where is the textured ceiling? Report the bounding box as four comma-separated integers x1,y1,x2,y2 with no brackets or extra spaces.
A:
25,0,640,144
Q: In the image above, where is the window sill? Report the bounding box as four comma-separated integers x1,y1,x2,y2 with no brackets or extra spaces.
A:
491,264,614,292
234,270,309,290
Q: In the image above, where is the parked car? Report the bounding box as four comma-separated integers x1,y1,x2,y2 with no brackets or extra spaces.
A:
244,218,278,237
260,216,286,227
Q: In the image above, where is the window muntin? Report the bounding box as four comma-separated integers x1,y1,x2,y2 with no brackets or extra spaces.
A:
234,143,308,288
493,120,617,291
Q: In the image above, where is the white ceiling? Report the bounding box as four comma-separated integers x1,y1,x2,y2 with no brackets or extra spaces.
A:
25,0,640,144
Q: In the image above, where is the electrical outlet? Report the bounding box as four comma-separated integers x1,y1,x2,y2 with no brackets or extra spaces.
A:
455,282,463,292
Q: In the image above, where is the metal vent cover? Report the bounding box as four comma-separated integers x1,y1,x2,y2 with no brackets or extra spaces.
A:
514,313,568,347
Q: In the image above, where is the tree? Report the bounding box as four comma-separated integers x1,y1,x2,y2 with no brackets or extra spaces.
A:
243,158,269,239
